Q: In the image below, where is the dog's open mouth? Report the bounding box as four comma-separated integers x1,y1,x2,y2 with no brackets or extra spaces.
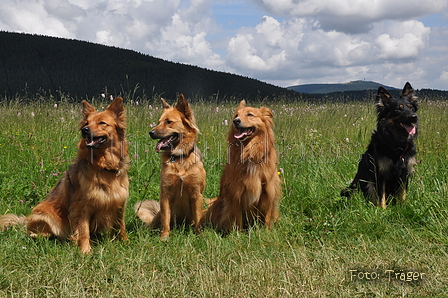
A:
155,134,178,152
401,123,417,135
85,135,108,148
234,127,254,141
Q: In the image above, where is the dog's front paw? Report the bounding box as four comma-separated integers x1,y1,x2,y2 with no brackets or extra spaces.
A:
77,239,92,254
160,233,170,242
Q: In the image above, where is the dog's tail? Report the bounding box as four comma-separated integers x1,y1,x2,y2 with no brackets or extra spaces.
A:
134,200,160,227
0,214,27,230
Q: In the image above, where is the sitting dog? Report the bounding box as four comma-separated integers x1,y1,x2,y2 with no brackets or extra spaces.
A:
0,97,130,253
200,100,282,231
341,82,418,208
135,94,206,240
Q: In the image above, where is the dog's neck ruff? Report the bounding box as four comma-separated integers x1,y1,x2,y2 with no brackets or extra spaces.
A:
103,168,120,174
394,146,409,163
167,146,196,163
85,157,129,175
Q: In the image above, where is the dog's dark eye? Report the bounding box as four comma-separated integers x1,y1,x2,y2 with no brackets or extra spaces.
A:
99,121,107,125
247,113,254,117
166,119,173,124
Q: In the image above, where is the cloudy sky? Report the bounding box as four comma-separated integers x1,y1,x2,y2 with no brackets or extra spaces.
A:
1,0,448,90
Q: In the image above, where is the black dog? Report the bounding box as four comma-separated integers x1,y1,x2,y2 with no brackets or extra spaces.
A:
341,82,418,208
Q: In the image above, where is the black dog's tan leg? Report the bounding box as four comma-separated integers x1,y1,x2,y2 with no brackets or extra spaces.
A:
379,182,387,209
397,189,407,204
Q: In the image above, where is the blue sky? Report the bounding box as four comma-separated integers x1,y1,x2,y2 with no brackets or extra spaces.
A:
1,0,447,90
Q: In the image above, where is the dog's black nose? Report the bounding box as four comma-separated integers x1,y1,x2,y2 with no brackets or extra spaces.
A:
81,127,90,134
233,118,241,126
149,130,156,137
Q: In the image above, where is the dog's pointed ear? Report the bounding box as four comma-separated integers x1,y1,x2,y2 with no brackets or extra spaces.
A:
161,98,171,109
402,82,418,111
107,97,124,112
260,106,274,126
401,82,414,97
238,100,246,109
260,107,273,119
376,86,392,107
105,97,127,134
82,100,96,118
175,94,193,119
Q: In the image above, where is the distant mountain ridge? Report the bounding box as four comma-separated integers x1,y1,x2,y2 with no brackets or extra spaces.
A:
287,80,400,94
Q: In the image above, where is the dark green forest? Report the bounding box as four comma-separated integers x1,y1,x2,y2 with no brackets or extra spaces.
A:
0,31,446,103
0,31,301,102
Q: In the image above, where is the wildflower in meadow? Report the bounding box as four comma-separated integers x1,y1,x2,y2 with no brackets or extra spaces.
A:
215,107,219,113
31,112,35,117
110,95,113,100
101,94,106,98
17,112,21,117
54,104,58,108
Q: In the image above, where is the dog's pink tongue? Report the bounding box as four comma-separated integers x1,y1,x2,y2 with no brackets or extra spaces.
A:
234,128,248,139
155,136,174,152
86,139,100,147
405,125,416,135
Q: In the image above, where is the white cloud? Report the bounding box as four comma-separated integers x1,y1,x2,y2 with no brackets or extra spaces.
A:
438,71,448,83
255,0,448,33
224,13,434,89
0,0,72,37
375,21,430,59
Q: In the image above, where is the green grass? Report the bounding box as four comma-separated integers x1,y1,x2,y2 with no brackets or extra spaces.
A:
1,97,447,297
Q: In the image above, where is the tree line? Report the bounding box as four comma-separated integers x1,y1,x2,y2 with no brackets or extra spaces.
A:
0,31,301,102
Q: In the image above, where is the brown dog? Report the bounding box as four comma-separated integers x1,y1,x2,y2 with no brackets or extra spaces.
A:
0,98,130,254
134,94,205,240
200,100,281,232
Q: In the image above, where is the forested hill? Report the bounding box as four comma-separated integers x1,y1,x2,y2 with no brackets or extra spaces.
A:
287,80,400,94
0,31,298,101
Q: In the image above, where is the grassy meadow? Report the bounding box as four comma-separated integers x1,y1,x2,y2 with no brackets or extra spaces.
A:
0,95,447,297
